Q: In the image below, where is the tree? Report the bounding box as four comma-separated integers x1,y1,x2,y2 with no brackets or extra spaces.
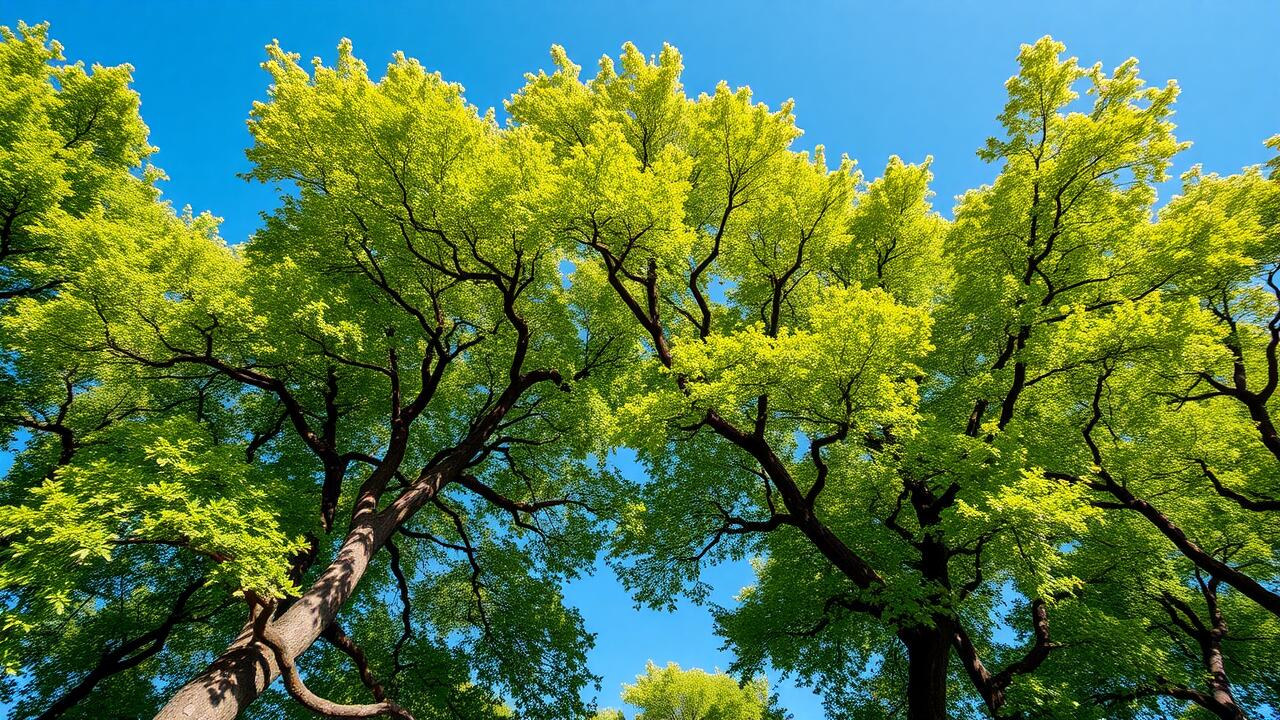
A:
0,21,151,304
508,37,1280,720
2,28,623,720
0,22,259,720
622,661,772,720
504,38,987,720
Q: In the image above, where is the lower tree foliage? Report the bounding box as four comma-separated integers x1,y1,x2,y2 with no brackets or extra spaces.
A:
0,19,1277,720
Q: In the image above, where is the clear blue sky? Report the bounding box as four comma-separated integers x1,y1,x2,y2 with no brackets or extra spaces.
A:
4,1,1279,717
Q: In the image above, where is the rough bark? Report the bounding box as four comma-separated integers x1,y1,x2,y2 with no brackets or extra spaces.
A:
153,466,449,720
252,598,412,719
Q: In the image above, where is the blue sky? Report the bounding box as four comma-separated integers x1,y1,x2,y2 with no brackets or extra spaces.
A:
4,1,1279,717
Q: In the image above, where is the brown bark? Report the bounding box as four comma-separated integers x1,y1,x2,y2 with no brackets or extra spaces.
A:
154,366,556,719
153,465,449,720
900,626,951,720
321,622,388,701
1182,578,1247,720
251,598,412,719
1203,646,1247,720
1242,396,1280,464
952,599,1059,719
1092,479,1280,618
1050,370,1280,618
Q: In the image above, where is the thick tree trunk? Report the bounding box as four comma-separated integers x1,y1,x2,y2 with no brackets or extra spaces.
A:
154,367,546,719
154,522,379,719
154,467,445,720
901,627,951,720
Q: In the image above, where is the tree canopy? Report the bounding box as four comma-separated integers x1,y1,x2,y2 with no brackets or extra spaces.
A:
1,20,1277,720
618,661,775,720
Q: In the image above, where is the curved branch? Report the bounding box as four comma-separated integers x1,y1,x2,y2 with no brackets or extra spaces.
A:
320,622,387,702
384,539,413,674
1191,459,1280,511
251,599,413,720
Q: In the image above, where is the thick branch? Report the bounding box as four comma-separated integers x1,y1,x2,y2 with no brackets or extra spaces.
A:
251,599,412,720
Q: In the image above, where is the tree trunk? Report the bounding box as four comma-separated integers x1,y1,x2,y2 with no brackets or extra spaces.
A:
154,367,547,719
1203,602,1246,720
1204,643,1247,720
153,523,376,719
154,467,446,720
901,626,951,720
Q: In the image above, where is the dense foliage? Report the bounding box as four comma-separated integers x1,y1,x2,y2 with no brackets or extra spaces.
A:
1,19,1277,720
616,661,778,720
